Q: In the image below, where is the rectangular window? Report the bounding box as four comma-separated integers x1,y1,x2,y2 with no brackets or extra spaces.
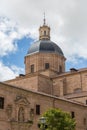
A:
0,97,4,109
59,65,62,73
83,118,86,125
63,78,67,95
31,64,34,73
71,111,75,118
86,100,87,105
36,105,40,115
45,63,49,69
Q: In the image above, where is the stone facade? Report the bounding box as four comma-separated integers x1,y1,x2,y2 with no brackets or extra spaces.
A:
1,20,87,130
52,68,87,98
25,52,65,75
0,82,87,130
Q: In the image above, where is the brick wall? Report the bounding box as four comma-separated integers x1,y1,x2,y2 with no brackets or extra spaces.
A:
0,83,87,130
25,52,65,74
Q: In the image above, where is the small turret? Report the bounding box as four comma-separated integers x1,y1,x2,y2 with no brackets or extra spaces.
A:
39,13,50,40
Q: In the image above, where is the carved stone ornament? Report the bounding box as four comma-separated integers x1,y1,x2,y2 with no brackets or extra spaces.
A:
6,104,12,118
30,108,34,121
15,95,30,106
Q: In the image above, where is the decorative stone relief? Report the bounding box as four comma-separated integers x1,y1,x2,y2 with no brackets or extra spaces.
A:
18,107,25,122
6,104,12,119
15,95,30,106
14,95,31,122
30,108,34,121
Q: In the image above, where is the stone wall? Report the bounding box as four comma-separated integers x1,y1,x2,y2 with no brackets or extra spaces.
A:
0,83,87,130
25,52,65,74
5,75,39,91
5,74,53,95
52,70,87,96
38,75,53,94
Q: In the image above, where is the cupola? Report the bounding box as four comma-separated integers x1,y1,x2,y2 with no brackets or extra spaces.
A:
39,14,50,40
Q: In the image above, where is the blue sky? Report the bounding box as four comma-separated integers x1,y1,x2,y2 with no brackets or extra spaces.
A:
1,37,32,68
0,0,87,81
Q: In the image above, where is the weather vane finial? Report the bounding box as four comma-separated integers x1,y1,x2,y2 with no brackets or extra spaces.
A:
43,12,46,25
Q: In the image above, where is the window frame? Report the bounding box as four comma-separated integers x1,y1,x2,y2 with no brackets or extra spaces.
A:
0,97,4,109
45,63,49,69
86,100,87,105
83,118,86,125
31,64,34,73
36,105,40,115
44,30,46,36
59,65,62,73
71,111,75,118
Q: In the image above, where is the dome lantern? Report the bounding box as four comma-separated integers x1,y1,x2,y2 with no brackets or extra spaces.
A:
39,14,50,40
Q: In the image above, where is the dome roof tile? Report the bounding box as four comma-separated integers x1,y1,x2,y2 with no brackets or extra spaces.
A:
27,40,64,56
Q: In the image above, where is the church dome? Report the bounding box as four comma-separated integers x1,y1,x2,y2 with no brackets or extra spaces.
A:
25,16,66,75
27,16,64,56
27,40,64,56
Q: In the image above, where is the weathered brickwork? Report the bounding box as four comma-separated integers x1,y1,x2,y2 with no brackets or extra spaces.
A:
5,74,53,94
6,75,39,91
25,53,65,75
0,82,87,130
38,75,53,94
4,52,87,130
52,69,87,96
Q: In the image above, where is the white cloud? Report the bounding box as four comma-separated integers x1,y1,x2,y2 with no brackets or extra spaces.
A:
0,61,24,81
0,0,87,65
0,0,87,62
0,17,31,56
11,65,24,75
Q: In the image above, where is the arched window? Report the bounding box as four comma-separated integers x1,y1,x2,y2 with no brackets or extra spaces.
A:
18,107,25,122
44,31,46,36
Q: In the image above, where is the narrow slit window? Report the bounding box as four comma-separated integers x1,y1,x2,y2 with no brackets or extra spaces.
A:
36,105,40,115
0,97,4,109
